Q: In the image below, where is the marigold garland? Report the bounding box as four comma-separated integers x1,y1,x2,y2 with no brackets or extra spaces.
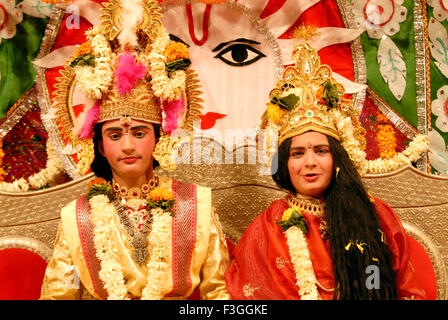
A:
75,41,93,57
329,109,429,175
163,42,190,62
149,30,187,101
266,103,286,126
376,114,398,160
148,187,173,202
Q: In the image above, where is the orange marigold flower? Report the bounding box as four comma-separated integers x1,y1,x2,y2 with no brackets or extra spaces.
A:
88,177,108,190
75,41,93,57
315,86,326,105
266,103,286,125
163,42,190,62
376,114,390,125
148,187,173,202
377,123,397,160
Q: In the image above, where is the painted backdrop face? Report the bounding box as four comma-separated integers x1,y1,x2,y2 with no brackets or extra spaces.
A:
162,2,281,134
99,119,157,187
287,131,334,198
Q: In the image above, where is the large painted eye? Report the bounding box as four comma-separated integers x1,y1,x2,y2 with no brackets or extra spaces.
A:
213,39,266,67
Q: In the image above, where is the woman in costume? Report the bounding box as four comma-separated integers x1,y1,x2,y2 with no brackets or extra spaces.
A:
224,30,429,300
40,0,230,300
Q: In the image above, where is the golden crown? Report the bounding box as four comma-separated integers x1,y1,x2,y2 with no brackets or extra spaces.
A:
100,76,163,124
260,26,428,175
262,41,361,146
52,0,203,173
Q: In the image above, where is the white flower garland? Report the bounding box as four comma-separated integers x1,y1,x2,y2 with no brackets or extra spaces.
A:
75,33,114,100
284,225,321,300
149,30,186,101
141,207,173,300
89,194,173,300
89,195,128,300
0,140,65,192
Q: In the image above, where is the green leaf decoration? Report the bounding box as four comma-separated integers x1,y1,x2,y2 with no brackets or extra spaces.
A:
87,183,114,201
166,58,192,73
70,53,96,68
271,93,299,111
276,209,308,234
147,199,176,216
322,80,340,109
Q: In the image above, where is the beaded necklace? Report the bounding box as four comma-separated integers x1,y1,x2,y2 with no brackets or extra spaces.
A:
112,177,159,265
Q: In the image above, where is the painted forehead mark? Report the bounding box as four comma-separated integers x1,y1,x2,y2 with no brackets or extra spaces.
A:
186,3,211,46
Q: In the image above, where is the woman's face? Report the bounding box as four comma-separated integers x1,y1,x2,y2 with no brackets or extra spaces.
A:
99,119,157,187
287,132,334,198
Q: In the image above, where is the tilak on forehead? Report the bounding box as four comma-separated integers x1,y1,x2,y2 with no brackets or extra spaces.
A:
184,0,285,46
186,3,211,46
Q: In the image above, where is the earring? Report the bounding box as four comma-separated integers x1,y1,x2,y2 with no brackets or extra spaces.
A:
335,166,340,180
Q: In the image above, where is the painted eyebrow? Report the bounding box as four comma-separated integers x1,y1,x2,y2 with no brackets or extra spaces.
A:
169,34,190,47
212,38,262,52
103,125,151,133
290,144,330,150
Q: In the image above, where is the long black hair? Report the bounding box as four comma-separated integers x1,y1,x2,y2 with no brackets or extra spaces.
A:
272,135,397,300
90,122,161,181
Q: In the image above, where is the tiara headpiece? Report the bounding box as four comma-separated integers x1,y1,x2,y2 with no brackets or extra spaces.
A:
260,26,428,175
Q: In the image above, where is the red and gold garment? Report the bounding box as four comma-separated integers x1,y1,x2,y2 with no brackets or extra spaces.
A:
225,197,426,300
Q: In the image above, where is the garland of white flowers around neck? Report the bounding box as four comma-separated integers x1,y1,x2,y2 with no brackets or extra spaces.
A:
0,140,65,192
276,206,321,300
86,178,175,300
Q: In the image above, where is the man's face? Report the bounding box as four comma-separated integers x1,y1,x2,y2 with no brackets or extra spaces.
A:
99,119,157,186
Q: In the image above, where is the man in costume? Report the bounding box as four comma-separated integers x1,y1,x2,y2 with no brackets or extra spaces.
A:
40,0,230,300
224,28,428,300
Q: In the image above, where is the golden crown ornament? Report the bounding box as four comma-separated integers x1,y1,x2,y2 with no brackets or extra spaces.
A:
260,25,429,176
52,0,203,174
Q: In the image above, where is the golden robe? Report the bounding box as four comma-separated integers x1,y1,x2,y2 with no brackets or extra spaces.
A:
40,176,231,300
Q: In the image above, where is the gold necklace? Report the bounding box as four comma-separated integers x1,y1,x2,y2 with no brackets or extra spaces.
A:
286,193,325,218
112,177,160,265
287,193,328,239
112,176,159,205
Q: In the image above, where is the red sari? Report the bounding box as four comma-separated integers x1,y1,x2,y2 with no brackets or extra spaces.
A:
225,197,426,300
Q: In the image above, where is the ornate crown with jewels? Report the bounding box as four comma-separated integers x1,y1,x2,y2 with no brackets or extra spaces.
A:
52,0,203,173
260,25,428,175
